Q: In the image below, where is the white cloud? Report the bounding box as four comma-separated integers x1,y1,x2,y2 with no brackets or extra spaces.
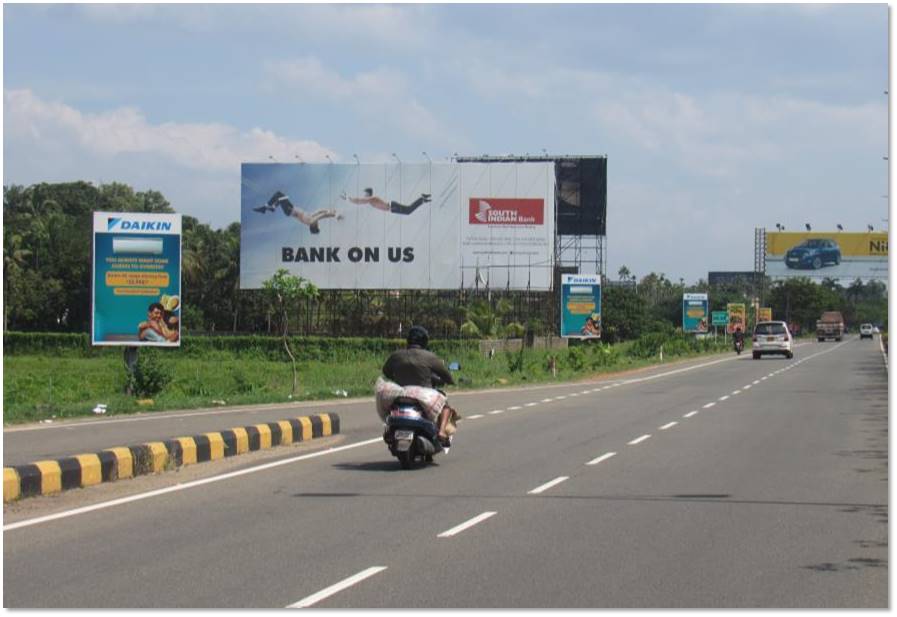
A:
265,57,462,146
4,89,335,171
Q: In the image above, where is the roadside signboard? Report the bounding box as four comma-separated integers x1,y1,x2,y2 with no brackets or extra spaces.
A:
92,212,182,347
711,311,728,327
560,274,601,338
758,307,772,322
682,293,709,333
726,303,746,335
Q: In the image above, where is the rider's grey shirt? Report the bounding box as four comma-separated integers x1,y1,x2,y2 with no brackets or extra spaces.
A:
382,346,454,389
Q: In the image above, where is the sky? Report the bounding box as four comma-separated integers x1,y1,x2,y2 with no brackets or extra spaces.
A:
3,3,889,284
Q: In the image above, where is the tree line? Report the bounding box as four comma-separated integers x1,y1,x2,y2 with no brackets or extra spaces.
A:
3,181,887,339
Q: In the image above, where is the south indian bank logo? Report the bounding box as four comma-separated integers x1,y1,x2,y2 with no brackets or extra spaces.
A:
468,198,544,225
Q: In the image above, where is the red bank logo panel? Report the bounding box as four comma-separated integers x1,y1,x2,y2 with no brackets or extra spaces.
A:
469,198,544,225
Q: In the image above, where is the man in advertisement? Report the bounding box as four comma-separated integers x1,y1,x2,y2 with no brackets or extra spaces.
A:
341,188,431,216
254,191,343,234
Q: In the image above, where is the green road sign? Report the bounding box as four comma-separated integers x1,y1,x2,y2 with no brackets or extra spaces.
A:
711,311,728,327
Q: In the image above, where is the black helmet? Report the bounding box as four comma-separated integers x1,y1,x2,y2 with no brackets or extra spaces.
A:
407,325,429,349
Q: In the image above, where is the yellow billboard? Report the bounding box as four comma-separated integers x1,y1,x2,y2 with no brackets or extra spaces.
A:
765,231,888,280
758,307,772,322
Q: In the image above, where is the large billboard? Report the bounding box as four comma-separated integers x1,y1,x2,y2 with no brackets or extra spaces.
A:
240,162,555,290
560,274,601,338
765,231,888,281
682,293,709,333
92,212,182,347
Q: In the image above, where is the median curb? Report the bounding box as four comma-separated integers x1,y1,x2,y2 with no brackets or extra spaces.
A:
3,412,340,503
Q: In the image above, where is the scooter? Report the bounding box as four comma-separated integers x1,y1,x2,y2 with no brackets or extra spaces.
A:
383,397,449,469
734,338,744,355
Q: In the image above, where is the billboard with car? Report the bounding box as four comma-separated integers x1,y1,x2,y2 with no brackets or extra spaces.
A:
240,162,555,290
766,231,888,281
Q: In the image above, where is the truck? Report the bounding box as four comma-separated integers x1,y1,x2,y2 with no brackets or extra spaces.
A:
816,311,844,342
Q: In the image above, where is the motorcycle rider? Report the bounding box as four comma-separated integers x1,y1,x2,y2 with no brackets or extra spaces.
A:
382,325,456,444
733,326,745,352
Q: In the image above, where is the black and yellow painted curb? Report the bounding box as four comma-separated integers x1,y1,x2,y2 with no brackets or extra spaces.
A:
3,412,340,503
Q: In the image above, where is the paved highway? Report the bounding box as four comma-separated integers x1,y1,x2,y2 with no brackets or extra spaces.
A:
3,338,887,608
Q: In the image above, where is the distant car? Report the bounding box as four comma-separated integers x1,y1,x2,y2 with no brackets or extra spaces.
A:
752,321,793,359
785,238,841,270
860,323,874,339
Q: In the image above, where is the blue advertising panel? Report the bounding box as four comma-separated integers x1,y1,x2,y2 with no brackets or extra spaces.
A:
682,293,709,333
92,212,182,346
560,274,601,338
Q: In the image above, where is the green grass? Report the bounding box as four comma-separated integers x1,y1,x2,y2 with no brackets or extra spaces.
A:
3,339,731,424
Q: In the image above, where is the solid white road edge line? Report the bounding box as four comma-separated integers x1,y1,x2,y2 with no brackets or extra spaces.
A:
4,437,385,532
586,452,617,466
286,566,388,608
628,434,651,445
659,422,678,430
437,511,497,538
528,476,570,495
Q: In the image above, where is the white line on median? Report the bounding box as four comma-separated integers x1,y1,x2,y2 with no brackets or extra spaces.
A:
586,452,617,466
287,566,387,608
702,402,716,409
4,437,385,532
437,512,497,538
683,411,699,418
659,422,678,430
628,434,651,445
528,476,570,494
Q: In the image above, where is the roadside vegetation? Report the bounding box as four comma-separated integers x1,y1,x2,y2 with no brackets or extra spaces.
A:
4,331,732,424
3,180,888,424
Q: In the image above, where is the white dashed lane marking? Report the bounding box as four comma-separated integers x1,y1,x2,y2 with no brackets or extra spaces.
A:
528,476,570,494
683,411,699,418
628,434,651,445
437,512,497,538
466,414,484,420
287,566,388,608
508,406,522,410
659,422,678,430
586,452,617,466
525,402,538,407
718,395,730,401
488,410,504,415
702,402,716,409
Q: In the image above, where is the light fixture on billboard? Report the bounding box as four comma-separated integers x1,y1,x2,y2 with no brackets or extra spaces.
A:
775,223,783,231
352,153,360,165
294,154,304,164
325,154,333,164
391,153,401,164
805,223,811,231
422,151,431,163
868,224,874,232
837,224,843,231
268,155,276,161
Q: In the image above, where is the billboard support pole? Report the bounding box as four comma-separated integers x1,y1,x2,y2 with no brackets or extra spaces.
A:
124,346,138,395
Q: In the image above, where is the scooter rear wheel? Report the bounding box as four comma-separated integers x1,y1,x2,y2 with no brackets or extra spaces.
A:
398,449,413,469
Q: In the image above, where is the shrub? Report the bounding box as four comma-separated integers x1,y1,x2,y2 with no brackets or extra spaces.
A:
126,350,172,398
